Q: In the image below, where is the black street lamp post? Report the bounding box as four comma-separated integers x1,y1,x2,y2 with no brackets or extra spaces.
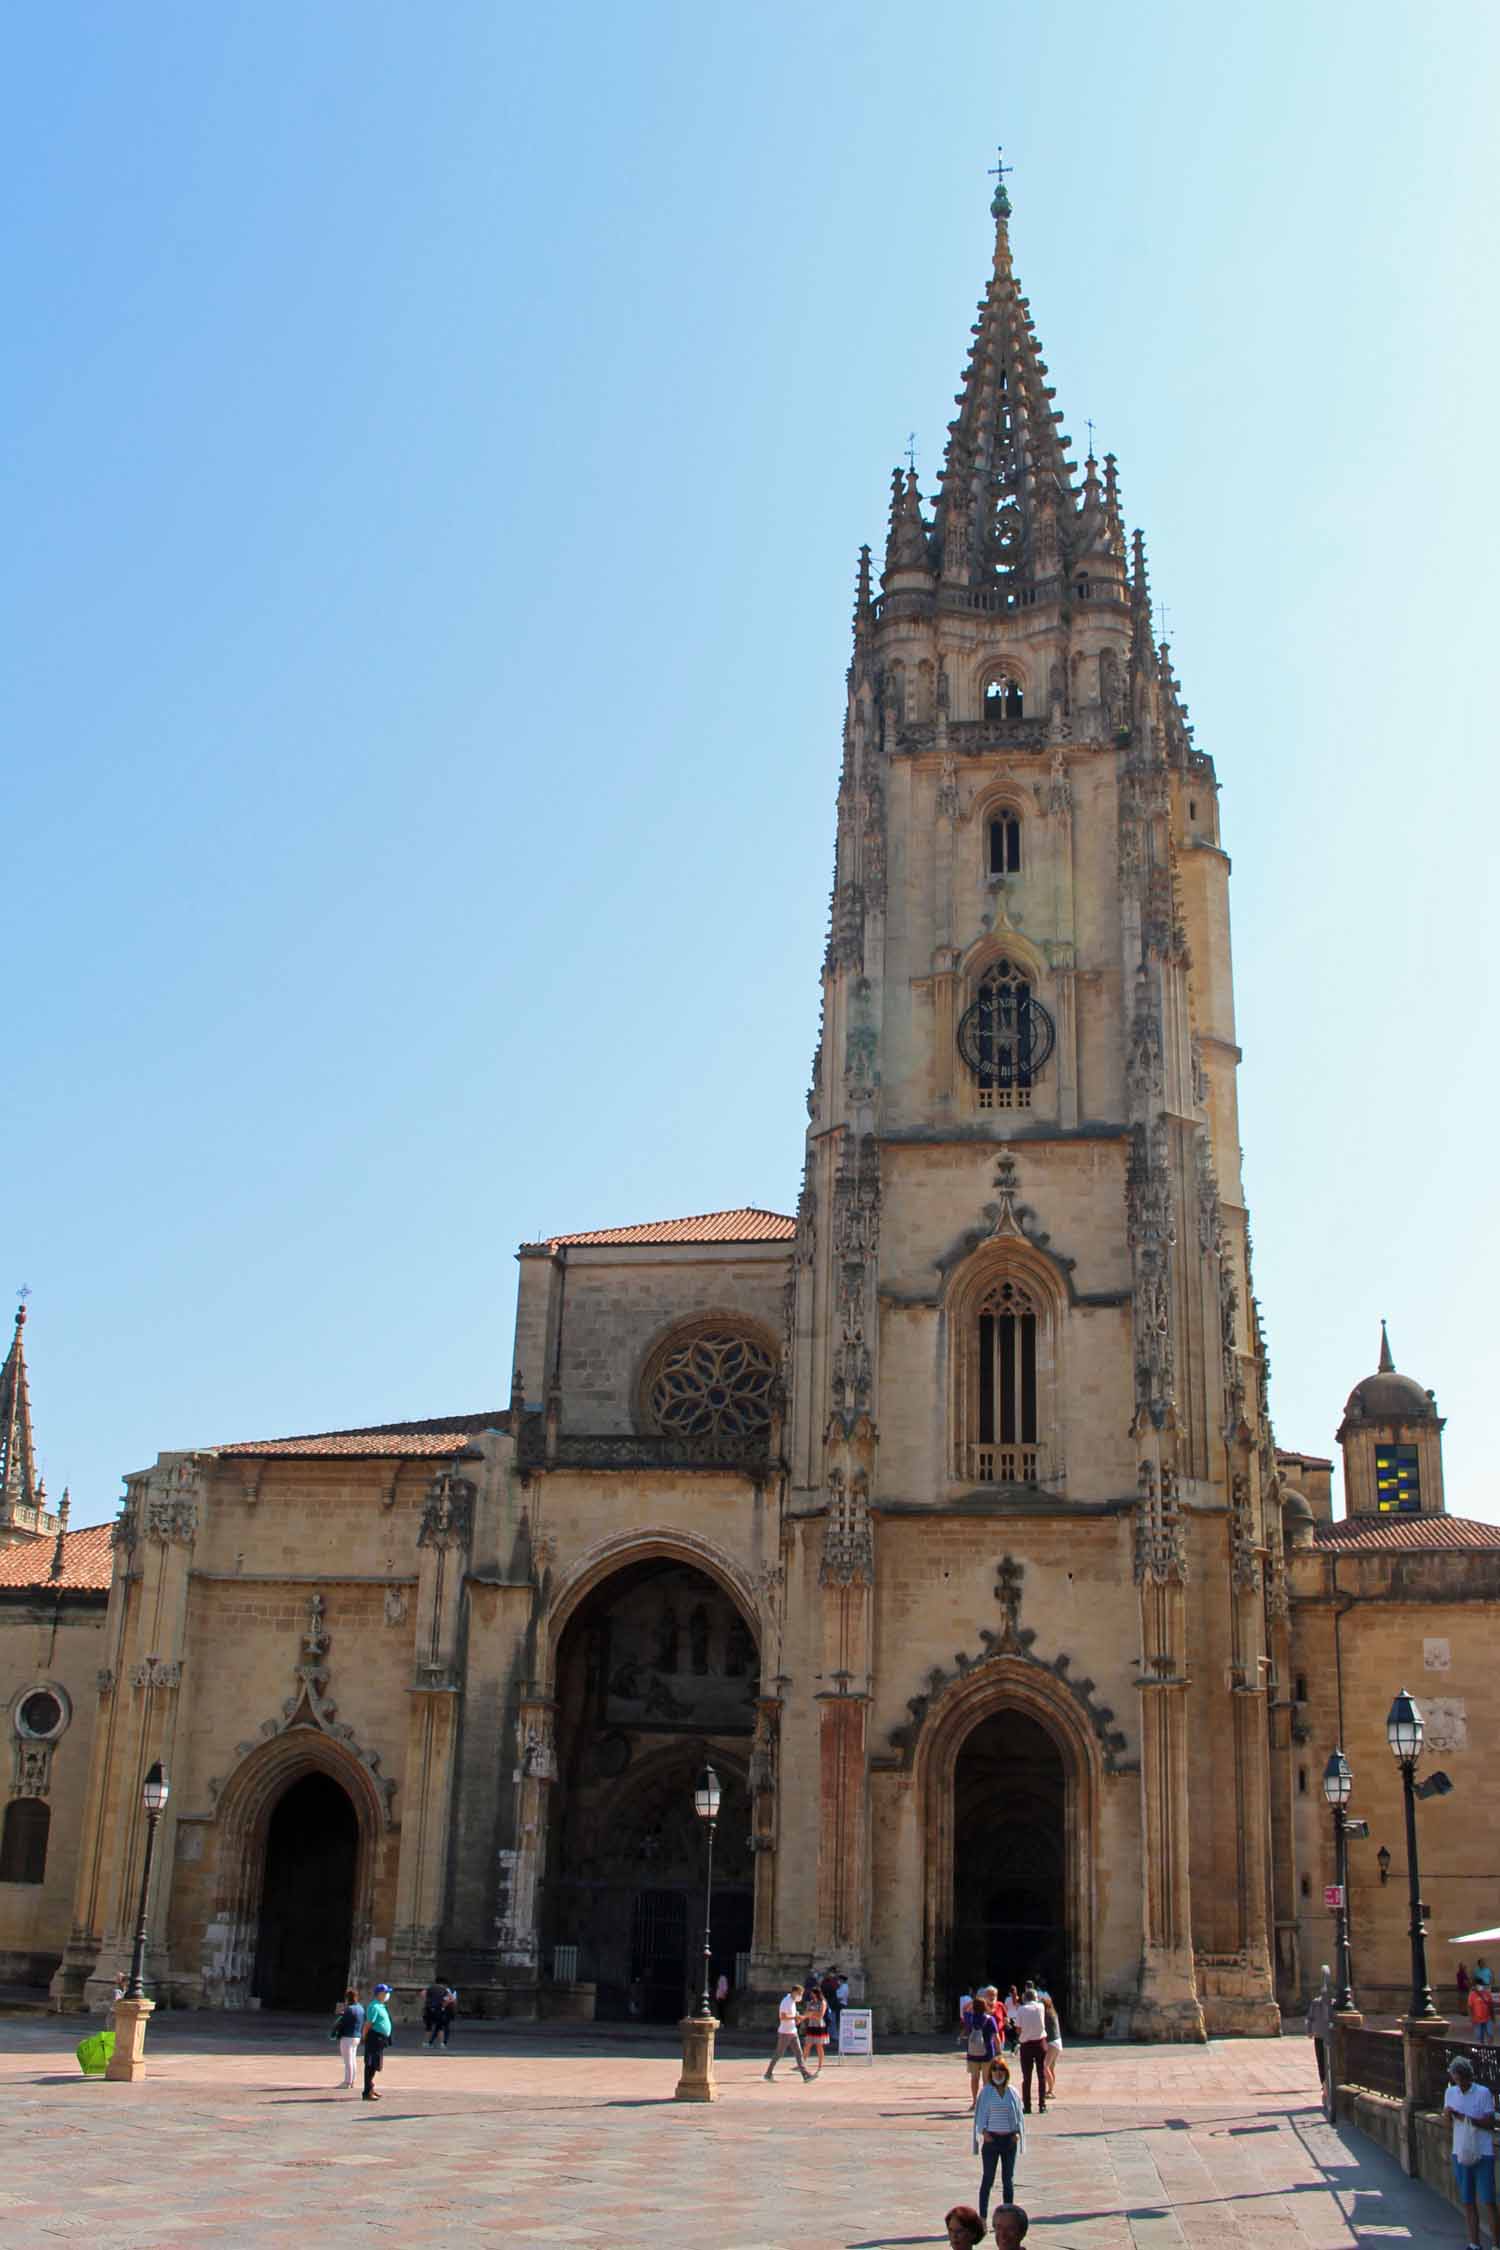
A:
1321,1748,1357,2012
1386,1689,1451,2022
125,1761,170,2000
692,1764,721,2020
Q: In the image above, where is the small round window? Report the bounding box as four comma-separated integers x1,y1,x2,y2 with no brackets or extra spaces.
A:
17,1690,64,1741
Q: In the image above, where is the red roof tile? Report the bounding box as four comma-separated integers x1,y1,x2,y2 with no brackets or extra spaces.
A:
1314,1514,1500,1552
0,1521,113,1592
540,1207,796,1249
217,1411,506,1460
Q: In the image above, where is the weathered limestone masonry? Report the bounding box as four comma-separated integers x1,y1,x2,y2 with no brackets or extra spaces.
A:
4,169,1495,2030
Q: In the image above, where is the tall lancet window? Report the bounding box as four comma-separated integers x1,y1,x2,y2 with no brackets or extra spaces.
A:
974,1279,1039,1484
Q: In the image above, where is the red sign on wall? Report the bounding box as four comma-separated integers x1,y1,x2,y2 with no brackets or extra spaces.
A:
1324,1884,1345,1910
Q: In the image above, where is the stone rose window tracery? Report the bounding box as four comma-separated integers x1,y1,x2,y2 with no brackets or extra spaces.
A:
643,1326,777,1452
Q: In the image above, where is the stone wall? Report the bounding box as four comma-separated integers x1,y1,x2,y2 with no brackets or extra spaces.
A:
0,1590,108,1983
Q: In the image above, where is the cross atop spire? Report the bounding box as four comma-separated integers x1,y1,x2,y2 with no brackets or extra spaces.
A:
988,145,1013,223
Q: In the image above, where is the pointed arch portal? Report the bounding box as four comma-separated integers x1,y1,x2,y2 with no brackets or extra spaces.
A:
918,1660,1100,2032
545,1555,758,2019
253,1771,358,2008
952,1711,1067,2011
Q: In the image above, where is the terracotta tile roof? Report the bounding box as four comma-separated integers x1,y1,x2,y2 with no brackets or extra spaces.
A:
216,1411,506,1460
1314,1513,1500,1552
541,1207,796,1249
1276,1448,1334,1469
0,1521,113,1592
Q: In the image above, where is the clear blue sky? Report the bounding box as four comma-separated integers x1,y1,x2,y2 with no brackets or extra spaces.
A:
6,2,1496,1527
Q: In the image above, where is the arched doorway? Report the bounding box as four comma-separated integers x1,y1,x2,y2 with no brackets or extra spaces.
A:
952,1710,1067,2013
253,1772,358,2008
919,1661,1100,2033
547,1556,757,2019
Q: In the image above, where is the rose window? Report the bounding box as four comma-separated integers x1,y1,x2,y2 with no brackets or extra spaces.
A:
647,1330,777,1444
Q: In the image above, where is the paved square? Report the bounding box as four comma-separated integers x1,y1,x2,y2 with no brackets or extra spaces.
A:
0,2018,1465,2247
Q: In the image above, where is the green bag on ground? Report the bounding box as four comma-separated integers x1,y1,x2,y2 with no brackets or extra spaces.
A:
76,2029,115,2077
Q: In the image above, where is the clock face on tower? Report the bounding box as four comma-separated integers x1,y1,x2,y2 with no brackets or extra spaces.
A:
958,959,1056,1095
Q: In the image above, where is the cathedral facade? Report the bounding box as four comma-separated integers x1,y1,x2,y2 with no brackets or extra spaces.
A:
4,178,1496,2034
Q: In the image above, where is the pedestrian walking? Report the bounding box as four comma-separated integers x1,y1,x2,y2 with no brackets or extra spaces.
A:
360,1982,394,2101
764,1983,813,2081
1001,1985,1021,2055
971,2056,1025,2220
801,1984,830,2073
1444,2053,1496,2250
821,1965,842,2037
1469,1981,1495,2049
1477,1959,1495,1992
1013,1983,1048,2114
1306,1965,1335,2116
1459,1962,1472,2001
424,1980,458,2048
964,1993,1002,2109
943,2209,985,2249
331,1986,364,2089
1041,1989,1063,2102
991,2207,1029,2248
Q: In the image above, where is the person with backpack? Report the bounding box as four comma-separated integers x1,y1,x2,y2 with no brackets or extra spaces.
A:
965,1992,1002,2108
360,1982,394,2100
331,1986,364,2089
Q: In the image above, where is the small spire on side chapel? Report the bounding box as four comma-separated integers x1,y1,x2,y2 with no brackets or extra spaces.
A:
49,1489,70,1581
0,1296,38,1521
1378,1318,1396,1374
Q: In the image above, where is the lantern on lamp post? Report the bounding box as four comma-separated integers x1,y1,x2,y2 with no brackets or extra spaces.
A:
674,1762,723,2104
106,1760,170,2082
1386,1689,1453,2021
692,1763,721,2020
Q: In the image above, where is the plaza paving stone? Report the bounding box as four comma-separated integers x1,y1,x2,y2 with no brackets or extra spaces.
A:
0,2017,1466,2248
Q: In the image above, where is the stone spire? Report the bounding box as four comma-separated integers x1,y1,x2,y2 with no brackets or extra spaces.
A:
932,154,1079,595
0,1300,38,1528
882,467,933,587
1378,1318,1395,1373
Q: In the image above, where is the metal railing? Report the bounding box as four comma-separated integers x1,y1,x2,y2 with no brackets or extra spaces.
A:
1339,2026,1405,2101
1417,2035,1500,2108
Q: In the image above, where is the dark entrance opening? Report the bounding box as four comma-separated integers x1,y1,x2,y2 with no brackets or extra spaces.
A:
951,1709,1067,2017
254,1771,357,2009
547,1558,757,2019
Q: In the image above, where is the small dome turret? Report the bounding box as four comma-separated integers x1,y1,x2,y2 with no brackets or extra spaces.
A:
1338,1321,1438,1435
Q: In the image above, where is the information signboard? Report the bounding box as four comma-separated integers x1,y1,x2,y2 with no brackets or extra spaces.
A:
837,2007,874,2061
1324,1884,1344,1910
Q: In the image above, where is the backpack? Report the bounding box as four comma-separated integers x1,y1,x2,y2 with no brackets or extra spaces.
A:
967,2021,990,2059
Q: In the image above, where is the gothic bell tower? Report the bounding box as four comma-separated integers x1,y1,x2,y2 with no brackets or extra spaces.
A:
776,157,1283,2038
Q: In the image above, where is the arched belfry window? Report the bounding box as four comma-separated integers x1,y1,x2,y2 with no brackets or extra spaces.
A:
988,810,1021,877
976,1279,1038,1483
983,675,1024,723
957,957,1056,1112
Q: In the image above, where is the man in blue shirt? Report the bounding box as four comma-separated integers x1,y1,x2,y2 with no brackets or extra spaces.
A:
361,1983,394,2101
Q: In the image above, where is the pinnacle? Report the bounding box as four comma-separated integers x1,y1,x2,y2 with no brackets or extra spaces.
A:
1378,1318,1395,1373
